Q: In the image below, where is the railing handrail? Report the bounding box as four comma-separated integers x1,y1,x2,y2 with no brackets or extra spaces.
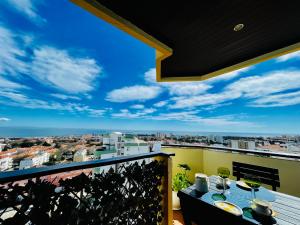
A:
162,144,300,160
0,152,174,184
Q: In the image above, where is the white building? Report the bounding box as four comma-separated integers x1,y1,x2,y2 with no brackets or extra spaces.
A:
19,152,50,170
0,143,6,152
44,138,53,144
287,144,300,154
93,148,118,174
215,136,224,144
151,141,162,152
0,157,13,171
103,132,123,150
230,140,255,150
230,140,239,149
208,135,224,144
245,141,256,150
73,149,87,162
94,132,152,174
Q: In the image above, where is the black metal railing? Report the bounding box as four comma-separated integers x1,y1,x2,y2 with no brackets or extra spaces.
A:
162,144,300,160
0,152,174,225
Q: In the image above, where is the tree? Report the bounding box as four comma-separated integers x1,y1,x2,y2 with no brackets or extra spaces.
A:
3,145,9,151
42,142,51,147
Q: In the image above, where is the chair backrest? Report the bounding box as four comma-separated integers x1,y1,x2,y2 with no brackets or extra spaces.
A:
232,161,280,191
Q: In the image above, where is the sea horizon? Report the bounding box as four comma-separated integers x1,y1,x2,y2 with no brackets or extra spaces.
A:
0,126,297,138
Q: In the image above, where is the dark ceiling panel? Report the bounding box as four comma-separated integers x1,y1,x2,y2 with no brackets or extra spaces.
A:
95,0,300,79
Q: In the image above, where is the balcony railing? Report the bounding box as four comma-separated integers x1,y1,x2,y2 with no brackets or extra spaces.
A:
163,144,300,160
162,145,300,197
0,152,174,225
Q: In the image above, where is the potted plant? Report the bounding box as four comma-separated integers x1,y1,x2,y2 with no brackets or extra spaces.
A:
172,164,192,210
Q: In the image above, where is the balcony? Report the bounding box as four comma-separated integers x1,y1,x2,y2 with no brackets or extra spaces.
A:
162,145,300,197
1,145,299,224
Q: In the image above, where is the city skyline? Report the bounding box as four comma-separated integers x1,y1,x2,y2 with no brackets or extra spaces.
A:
1,0,300,134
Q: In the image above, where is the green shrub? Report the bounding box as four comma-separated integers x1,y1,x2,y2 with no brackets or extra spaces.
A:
172,164,192,192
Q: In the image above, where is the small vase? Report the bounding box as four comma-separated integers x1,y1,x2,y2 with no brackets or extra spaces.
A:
172,191,181,210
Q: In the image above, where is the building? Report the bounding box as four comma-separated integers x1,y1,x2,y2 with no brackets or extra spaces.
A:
208,135,224,144
156,132,166,140
94,132,152,173
287,144,300,154
0,143,6,152
230,140,239,149
230,140,255,150
0,157,13,171
19,152,50,170
103,132,123,150
93,148,117,173
73,149,87,162
239,141,256,150
151,141,162,152
44,138,54,145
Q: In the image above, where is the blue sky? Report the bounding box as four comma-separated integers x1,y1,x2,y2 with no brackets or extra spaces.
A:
0,0,300,134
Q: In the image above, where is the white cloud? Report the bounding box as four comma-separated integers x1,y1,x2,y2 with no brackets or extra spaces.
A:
205,66,253,83
0,117,10,122
106,85,162,103
250,91,300,107
0,90,105,117
144,68,212,96
149,111,200,121
144,68,157,84
0,76,25,89
153,101,168,107
226,70,300,98
50,93,80,101
130,104,144,109
0,25,103,96
169,91,241,109
276,50,300,62
149,111,256,127
112,108,156,119
111,107,255,127
203,102,233,111
2,0,46,25
142,108,156,114
170,69,300,109
0,26,28,76
31,47,102,94
167,82,211,96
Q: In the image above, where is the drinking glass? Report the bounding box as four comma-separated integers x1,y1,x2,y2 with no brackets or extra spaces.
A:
217,167,230,194
244,174,261,201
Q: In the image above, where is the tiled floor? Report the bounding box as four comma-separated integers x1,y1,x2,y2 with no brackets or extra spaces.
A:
173,211,197,225
173,210,184,225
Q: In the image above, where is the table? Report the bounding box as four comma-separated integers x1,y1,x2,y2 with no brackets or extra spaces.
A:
178,176,300,225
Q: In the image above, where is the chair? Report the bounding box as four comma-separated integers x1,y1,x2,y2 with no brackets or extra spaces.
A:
232,161,280,191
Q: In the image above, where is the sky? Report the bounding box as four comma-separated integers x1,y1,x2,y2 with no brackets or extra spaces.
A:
0,0,300,134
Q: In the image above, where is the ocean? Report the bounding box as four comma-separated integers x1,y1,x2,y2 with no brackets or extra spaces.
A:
0,126,288,138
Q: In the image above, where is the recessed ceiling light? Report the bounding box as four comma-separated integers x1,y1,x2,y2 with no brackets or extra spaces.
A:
233,23,244,32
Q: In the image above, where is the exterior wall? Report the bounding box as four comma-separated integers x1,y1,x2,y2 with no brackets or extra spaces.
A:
202,149,300,197
19,159,33,169
73,150,87,162
230,140,239,149
163,147,300,197
0,144,6,151
19,152,50,169
96,152,117,173
163,147,203,183
0,157,12,171
152,142,161,152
